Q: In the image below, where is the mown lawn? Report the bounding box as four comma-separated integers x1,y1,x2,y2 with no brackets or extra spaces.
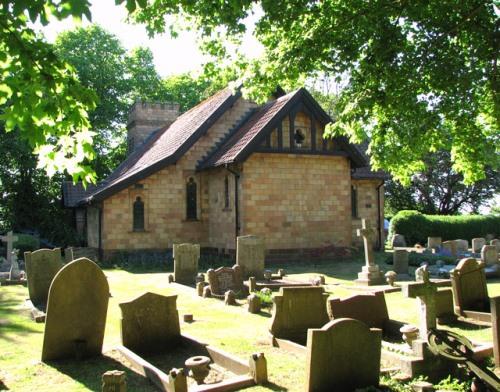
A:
0,252,499,391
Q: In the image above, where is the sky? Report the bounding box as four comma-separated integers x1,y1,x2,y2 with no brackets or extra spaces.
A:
34,0,262,77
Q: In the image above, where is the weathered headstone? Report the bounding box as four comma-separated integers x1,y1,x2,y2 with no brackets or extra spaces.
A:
248,294,261,314
25,248,63,307
306,318,382,392
427,237,442,250
119,292,180,354
455,239,469,253
270,286,329,345
441,241,457,257
102,370,127,392
173,243,200,284
236,235,265,279
8,249,20,280
481,245,498,266
450,258,489,315
472,238,486,253
403,266,438,340
1,231,18,264
391,233,406,248
393,249,409,275
356,219,384,285
328,292,390,331
42,258,109,361
206,265,244,296
491,239,500,253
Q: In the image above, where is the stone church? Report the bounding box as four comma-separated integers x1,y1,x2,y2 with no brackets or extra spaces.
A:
63,87,386,260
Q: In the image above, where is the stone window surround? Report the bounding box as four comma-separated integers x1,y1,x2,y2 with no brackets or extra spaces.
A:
129,186,149,232
184,175,201,222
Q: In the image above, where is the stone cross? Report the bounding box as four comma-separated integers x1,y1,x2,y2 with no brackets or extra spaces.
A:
355,219,383,285
1,231,18,264
403,266,437,340
357,219,377,267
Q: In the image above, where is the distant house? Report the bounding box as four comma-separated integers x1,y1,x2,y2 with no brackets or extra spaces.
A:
63,87,386,260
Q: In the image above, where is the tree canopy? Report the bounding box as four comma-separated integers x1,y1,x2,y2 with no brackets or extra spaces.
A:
385,151,499,215
1,0,497,185
129,0,498,185
0,0,97,182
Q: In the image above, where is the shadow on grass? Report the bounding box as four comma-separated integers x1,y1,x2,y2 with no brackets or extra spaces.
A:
439,318,491,331
47,353,155,392
0,291,42,342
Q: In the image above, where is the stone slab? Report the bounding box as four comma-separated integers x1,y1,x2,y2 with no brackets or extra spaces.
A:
42,258,109,361
207,265,244,296
270,286,329,345
119,292,180,355
173,243,200,284
306,318,382,391
451,258,489,316
25,248,63,307
236,235,265,279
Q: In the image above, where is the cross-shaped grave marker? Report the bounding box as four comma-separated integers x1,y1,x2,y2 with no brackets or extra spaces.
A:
1,231,18,264
355,219,383,285
403,265,437,340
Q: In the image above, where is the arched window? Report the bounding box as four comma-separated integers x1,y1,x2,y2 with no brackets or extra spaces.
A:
224,176,230,209
351,186,358,218
186,177,197,220
133,196,145,231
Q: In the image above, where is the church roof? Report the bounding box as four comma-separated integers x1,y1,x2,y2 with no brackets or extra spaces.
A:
351,142,390,180
198,88,367,169
78,88,240,204
67,87,385,207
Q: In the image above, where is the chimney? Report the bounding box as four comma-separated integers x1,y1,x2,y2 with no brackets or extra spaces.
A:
127,101,180,154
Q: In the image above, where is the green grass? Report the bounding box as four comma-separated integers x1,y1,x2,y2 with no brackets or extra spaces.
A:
1,252,499,391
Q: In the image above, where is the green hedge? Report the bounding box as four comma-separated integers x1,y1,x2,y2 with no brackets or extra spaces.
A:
388,210,500,246
13,234,40,257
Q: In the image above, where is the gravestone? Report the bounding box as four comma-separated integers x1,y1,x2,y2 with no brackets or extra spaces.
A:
173,243,200,284
25,248,63,307
355,219,384,285
491,239,500,253
450,258,489,315
402,266,437,340
270,286,329,345
472,238,486,253
236,235,265,279
206,265,244,296
481,245,498,266
441,241,457,257
306,318,382,392
119,292,180,354
9,249,20,280
328,292,393,332
393,249,409,275
64,247,74,263
455,239,469,253
427,237,442,250
42,258,109,361
1,231,18,264
391,234,406,248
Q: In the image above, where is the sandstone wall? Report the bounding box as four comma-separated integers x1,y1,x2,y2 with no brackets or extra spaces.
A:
239,153,352,250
